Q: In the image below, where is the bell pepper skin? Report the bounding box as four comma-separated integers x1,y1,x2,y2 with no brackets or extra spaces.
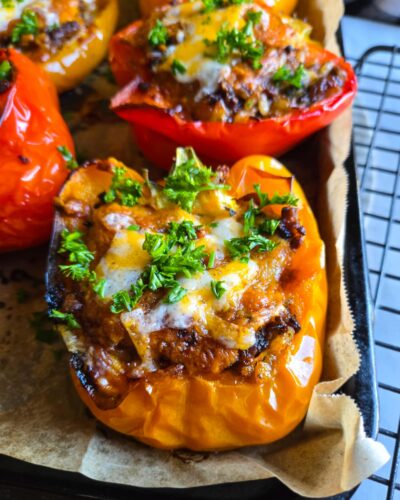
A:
0,49,75,252
109,13,357,169
139,0,298,17
40,0,118,93
70,155,327,451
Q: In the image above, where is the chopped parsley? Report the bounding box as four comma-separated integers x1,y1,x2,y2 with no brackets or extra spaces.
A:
111,290,133,314
165,285,187,304
49,309,80,330
127,224,140,231
208,250,216,269
0,60,12,81
58,229,95,282
272,64,308,89
254,184,299,207
225,234,278,263
110,221,208,313
204,10,264,69
57,145,79,171
148,19,169,47
11,10,38,44
171,59,186,75
92,278,107,298
211,280,227,299
164,147,229,212
103,166,143,207
202,0,250,13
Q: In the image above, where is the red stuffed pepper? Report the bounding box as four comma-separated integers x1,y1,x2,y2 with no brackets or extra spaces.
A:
110,1,357,169
0,48,75,252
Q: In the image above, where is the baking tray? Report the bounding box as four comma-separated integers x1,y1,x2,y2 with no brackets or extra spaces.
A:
0,138,379,500
0,21,379,500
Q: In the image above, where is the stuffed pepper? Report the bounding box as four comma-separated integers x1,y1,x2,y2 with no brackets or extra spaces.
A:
139,0,298,18
0,0,118,92
110,1,357,168
47,147,327,451
0,48,75,251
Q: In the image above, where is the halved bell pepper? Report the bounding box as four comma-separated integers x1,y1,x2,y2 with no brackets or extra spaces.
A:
109,3,357,169
47,152,327,451
0,48,75,251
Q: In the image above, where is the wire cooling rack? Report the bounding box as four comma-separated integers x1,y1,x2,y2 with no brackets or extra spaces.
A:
349,45,400,500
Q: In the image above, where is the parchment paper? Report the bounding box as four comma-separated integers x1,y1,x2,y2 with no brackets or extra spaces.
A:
0,0,390,497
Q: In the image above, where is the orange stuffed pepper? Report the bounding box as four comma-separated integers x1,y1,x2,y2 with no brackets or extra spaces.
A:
0,0,118,92
139,0,298,18
47,147,327,451
110,1,356,169
0,48,75,251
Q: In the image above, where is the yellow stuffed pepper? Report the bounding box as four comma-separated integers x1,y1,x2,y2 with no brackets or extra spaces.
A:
47,147,327,451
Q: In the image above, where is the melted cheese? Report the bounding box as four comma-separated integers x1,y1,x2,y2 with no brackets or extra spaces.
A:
96,230,150,297
98,208,267,368
159,2,250,96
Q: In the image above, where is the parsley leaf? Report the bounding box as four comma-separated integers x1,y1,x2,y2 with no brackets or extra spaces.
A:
225,234,278,262
49,309,80,329
202,0,250,13
211,280,227,299
164,147,229,212
92,278,107,298
57,145,79,171
0,60,12,81
165,285,187,304
171,59,186,75
273,64,308,89
103,166,143,207
110,290,132,314
11,10,38,44
148,19,169,47
254,184,299,207
110,221,207,313
204,10,264,69
258,218,281,236
58,229,95,283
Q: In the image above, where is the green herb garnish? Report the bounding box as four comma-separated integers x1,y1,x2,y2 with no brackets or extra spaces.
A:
211,280,227,299
202,0,250,13
204,10,264,69
127,224,140,231
110,221,207,313
225,234,278,263
58,229,95,282
57,146,79,171
148,19,169,47
164,147,229,212
0,60,12,81
272,64,308,89
171,59,186,75
92,278,107,298
103,166,143,207
49,309,80,329
11,10,38,44
208,250,216,269
254,184,299,207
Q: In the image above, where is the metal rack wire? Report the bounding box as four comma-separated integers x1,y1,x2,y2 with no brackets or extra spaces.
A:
351,45,400,500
